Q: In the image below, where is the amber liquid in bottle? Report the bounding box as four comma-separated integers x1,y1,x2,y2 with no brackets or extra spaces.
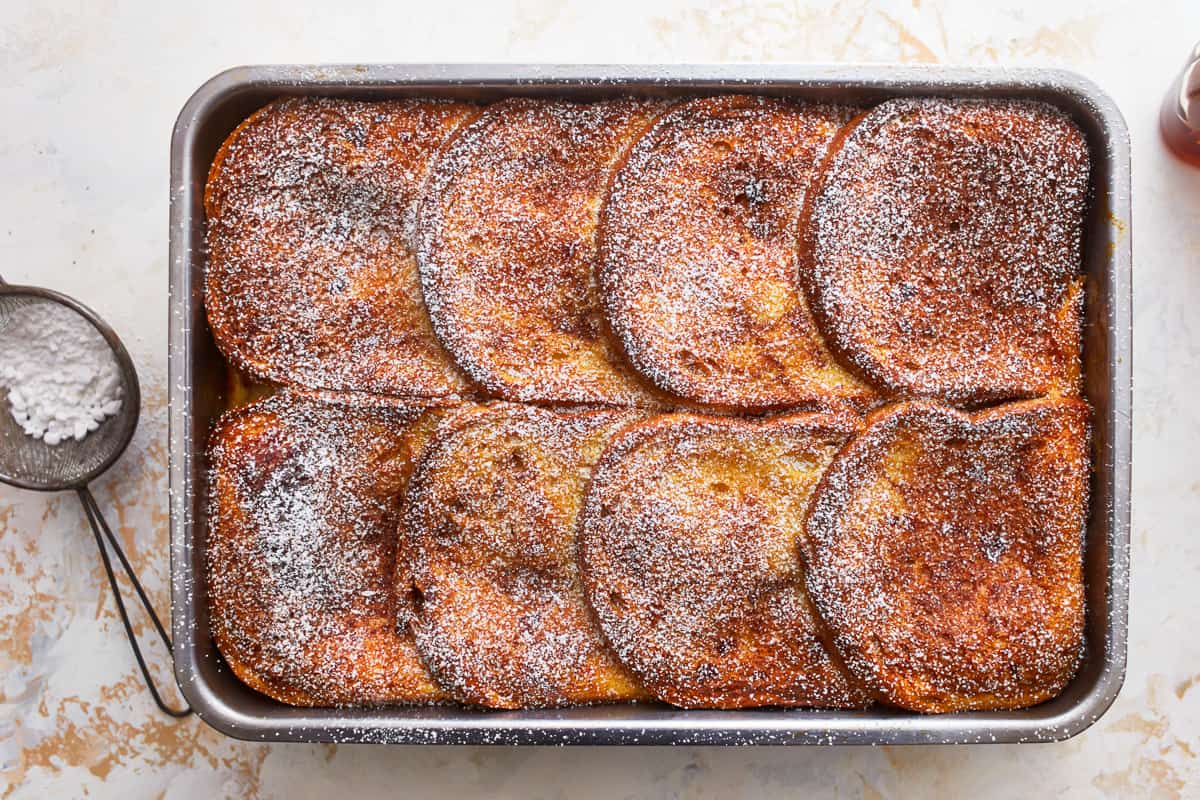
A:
1161,44,1200,167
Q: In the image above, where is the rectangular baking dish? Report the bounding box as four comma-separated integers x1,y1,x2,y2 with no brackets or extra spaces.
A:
168,64,1131,745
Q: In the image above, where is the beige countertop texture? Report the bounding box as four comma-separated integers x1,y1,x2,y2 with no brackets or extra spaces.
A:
1,0,1196,797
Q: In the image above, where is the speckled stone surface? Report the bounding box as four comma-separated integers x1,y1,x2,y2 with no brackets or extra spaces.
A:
0,0,1196,797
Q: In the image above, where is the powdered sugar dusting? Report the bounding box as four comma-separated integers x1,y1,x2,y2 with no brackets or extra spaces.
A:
399,403,649,708
206,391,447,706
204,97,477,398
803,98,1090,404
801,398,1090,712
579,411,870,709
200,92,1096,718
598,95,877,411
415,98,667,406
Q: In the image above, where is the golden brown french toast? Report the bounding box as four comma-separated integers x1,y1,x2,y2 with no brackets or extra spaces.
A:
801,398,1089,713
398,402,650,708
598,95,877,411
578,412,871,709
205,97,477,398
200,92,1100,717
206,392,448,706
799,98,1089,405
416,98,666,406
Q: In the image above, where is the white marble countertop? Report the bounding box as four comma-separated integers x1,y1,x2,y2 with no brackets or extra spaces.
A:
1,0,1197,797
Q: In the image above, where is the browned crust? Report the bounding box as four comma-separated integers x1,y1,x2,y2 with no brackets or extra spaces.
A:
578,411,873,709
598,95,878,412
798,98,1089,405
199,92,1099,715
206,392,449,706
398,402,651,708
801,397,1090,713
204,97,479,398
416,98,669,406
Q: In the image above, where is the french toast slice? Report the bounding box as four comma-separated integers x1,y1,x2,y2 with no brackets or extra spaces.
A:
398,403,650,708
206,392,449,706
597,95,877,411
205,97,477,398
800,98,1089,404
801,398,1090,713
579,412,871,709
416,98,666,406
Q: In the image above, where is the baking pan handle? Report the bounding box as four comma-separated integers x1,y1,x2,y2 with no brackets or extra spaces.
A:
77,486,192,718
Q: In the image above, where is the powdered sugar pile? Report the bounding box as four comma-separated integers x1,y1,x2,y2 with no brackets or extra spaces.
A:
0,301,123,446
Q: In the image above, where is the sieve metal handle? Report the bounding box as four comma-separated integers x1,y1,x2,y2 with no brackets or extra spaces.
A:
77,487,192,718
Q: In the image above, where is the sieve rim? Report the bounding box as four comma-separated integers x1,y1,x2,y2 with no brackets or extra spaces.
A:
0,277,142,491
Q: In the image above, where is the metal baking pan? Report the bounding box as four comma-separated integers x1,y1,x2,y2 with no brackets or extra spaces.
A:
168,64,1131,745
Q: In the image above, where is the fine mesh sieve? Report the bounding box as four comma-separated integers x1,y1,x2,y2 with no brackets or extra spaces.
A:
0,273,190,717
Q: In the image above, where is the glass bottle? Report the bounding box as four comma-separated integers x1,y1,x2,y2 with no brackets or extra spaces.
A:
1161,42,1200,167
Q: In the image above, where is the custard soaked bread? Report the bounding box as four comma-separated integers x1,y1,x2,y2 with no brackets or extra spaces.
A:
598,96,877,411
579,412,871,709
201,92,1099,715
206,392,448,706
800,98,1089,404
801,398,1089,712
205,98,477,398
398,403,650,708
416,99,666,405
